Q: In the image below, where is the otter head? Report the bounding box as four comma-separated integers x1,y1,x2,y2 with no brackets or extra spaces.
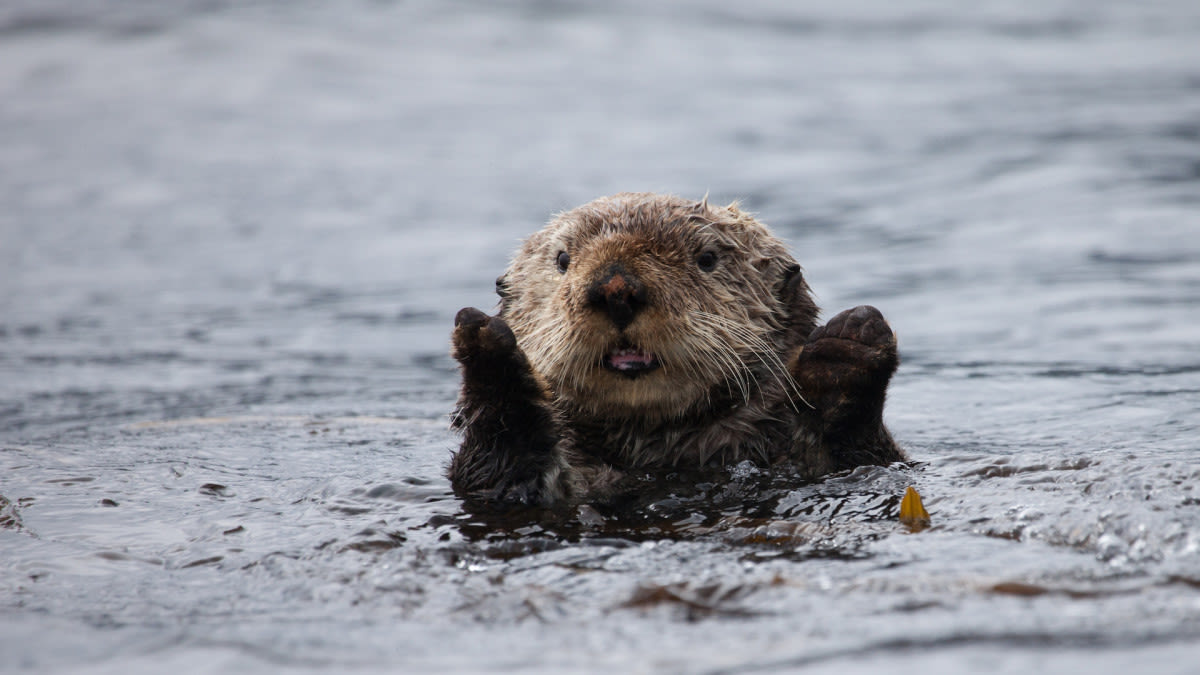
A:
499,193,817,423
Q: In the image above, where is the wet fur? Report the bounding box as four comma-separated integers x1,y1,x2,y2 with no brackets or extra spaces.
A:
449,193,904,506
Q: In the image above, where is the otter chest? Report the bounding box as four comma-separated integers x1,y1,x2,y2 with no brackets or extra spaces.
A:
581,410,794,470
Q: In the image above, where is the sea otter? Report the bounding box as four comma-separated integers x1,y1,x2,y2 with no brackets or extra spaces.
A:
449,193,903,506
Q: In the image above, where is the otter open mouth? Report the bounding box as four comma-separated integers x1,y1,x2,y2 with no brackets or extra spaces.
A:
603,346,660,378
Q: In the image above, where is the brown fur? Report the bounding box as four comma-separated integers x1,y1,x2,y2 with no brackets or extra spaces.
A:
449,193,904,506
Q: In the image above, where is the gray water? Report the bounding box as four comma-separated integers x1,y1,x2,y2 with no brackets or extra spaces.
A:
3,1,1200,672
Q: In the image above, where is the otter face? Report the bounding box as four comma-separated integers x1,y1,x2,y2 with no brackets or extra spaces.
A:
499,193,812,423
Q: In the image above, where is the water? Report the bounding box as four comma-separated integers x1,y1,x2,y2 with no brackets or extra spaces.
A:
2,1,1199,672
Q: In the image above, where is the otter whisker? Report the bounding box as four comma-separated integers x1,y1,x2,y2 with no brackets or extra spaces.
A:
718,320,799,407
717,316,810,412
685,312,754,406
690,311,810,412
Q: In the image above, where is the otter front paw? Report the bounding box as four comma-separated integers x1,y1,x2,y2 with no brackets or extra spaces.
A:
449,308,562,506
453,307,518,363
791,305,897,424
452,307,540,397
803,305,896,371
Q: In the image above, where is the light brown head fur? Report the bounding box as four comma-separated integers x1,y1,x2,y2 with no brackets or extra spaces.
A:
496,193,818,426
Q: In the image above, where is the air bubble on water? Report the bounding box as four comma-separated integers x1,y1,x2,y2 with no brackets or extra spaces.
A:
729,461,760,481
1095,533,1128,563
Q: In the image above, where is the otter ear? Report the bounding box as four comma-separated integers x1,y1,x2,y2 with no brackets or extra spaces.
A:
495,273,512,314
777,261,805,298
772,257,811,305
777,260,818,336
755,257,804,298
782,262,802,285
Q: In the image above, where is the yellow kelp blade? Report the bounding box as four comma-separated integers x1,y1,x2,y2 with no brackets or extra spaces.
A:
899,486,931,532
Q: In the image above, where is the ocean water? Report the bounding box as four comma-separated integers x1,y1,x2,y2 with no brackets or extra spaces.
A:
2,1,1199,672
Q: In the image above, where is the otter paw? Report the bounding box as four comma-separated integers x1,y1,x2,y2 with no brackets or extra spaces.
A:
453,307,519,362
800,305,897,376
808,305,894,349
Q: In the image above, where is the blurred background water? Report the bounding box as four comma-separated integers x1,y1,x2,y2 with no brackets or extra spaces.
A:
2,1,1199,673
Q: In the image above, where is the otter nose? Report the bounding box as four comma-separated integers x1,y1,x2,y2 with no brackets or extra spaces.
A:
586,265,646,331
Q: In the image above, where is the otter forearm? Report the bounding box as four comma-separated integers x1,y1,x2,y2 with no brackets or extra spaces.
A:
448,308,567,505
449,394,565,504
790,305,905,467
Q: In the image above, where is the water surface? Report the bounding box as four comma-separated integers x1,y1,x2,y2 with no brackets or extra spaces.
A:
2,1,1200,672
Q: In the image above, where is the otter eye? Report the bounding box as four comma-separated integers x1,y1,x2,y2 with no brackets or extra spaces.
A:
556,251,571,273
696,250,718,272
